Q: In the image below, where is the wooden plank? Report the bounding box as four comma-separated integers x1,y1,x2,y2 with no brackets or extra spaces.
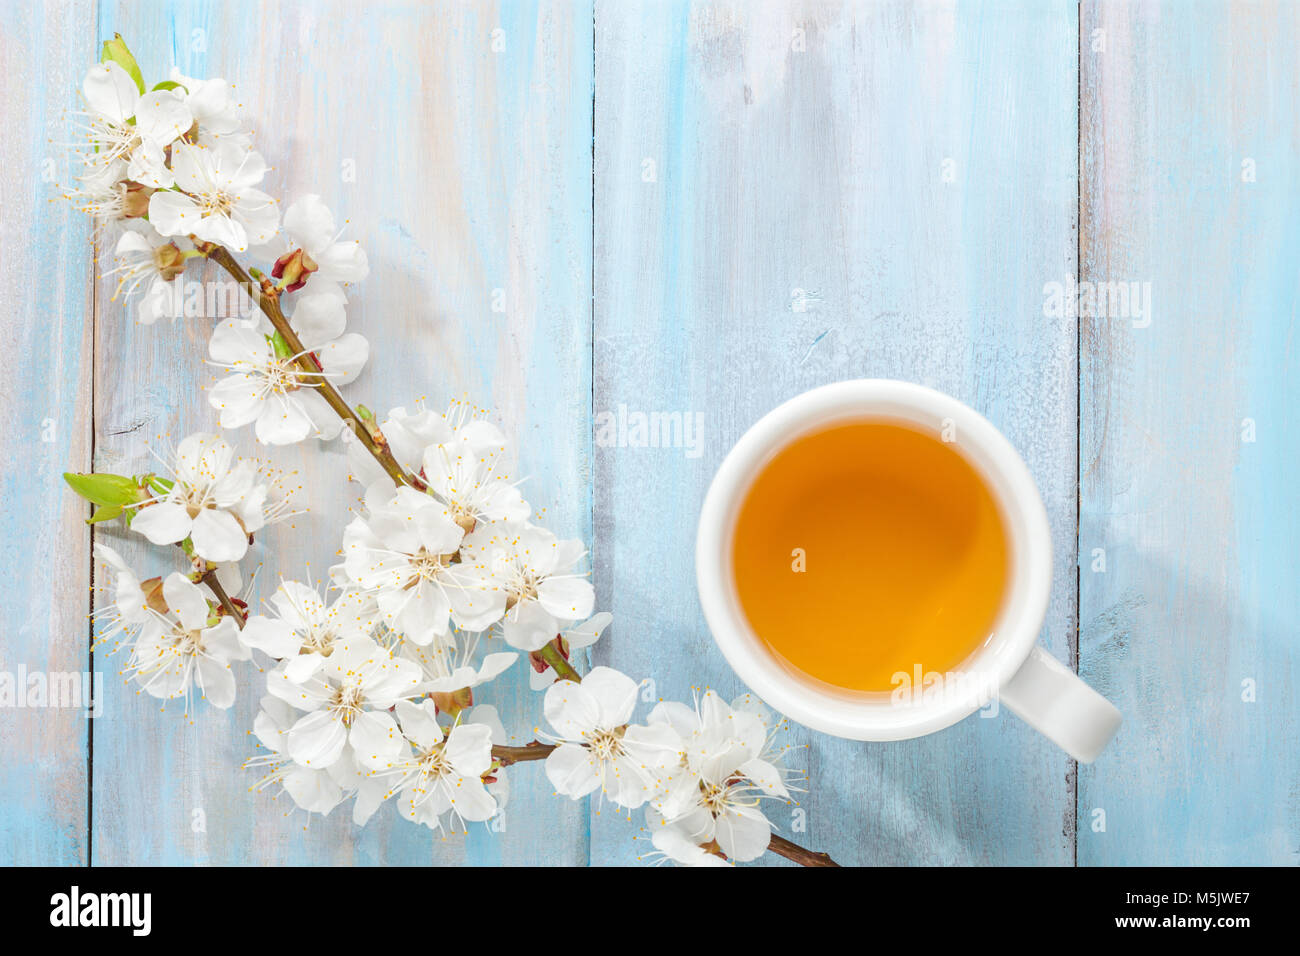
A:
0,0,95,867
90,0,592,865
592,0,1080,865
1079,0,1300,864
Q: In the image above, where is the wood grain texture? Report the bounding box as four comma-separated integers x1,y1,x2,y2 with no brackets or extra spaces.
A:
6,0,1298,868
1079,0,1300,864
591,0,1080,865
88,0,592,865
0,0,95,867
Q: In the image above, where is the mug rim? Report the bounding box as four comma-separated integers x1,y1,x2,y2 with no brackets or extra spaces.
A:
695,379,1053,741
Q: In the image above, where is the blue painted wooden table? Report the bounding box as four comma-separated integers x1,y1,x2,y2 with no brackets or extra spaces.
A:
1,0,1295,866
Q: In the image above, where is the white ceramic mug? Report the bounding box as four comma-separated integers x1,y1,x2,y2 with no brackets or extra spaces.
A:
696,379,1122,763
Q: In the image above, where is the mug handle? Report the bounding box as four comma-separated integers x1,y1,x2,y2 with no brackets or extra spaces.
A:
998,647,1122,763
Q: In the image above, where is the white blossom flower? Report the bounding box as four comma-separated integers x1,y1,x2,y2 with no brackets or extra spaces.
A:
419,417,530,531
241,580,375,681
123,571,250,710
62,158,148,224
167,67,244,145
341,487,505,643
246,696,394,825
246,694,348,817
400,640,517,696
148,142,279,251
345,405,453,490
78,61,192,188
92,543,150,644
530,612,612,689
542,667,681,809
279,194,369,289
107,228,190,324
61,43,819,859
383,699,497,830
644,691,792,862
266,636,423,770
642,820,731,867
128,432,296,562
466,523,594,651
467,703,512,810
207,317,368,445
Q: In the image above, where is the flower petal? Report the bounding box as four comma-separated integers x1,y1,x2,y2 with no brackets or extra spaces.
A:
147,191,202,239
130,500,192,546
448,775,497,822
580,666,639,727
190,507,249,563
739,757,789,799
537,575,595,623
502,600,558,652
162,572,209,632
715,804,772,862
445,723,493,778
176,432,234,486
349,709,403,769
192,211,247,252
564,612,612,650
240,615,301,658
134,89,193,146
394,698,443,751
543,679,600,740
287,709,348,767
289,293,346,350
208,373,264,428
168,144,208,193
544,742,602,799
315,239,369,283
233,188,280,248
82,61,138,125
282,194,335,254
316,332,369,385
254,395,314,445
195,654,237,709
284,768,343,815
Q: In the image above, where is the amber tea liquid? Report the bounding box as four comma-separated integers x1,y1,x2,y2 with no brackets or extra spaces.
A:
730,420,1010,692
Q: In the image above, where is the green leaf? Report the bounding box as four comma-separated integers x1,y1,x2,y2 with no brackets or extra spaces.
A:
64,472,142,507
142,474,174,496
101,34,145,95
87,504,124,525
270,331,294,360
151,79,184,92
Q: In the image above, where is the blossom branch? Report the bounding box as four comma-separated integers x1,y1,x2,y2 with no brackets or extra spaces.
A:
205,245,417,490
206,587,837,867
201,568,245,622
66,37,845,868
767,834,840,868
537,642,581,683
491,743,556,765
207,589,557,771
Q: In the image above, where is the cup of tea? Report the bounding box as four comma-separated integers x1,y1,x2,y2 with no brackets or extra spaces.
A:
696,379,1121,762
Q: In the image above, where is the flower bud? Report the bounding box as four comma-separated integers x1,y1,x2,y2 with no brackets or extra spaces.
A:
272,248,318,293
63,471,146,507
101,33,144,94
121,181,153,218
432,687,473,716
154,242,188,281
140,576,169,616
